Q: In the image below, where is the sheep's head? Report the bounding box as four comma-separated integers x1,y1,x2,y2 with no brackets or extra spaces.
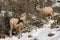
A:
20,12,26,20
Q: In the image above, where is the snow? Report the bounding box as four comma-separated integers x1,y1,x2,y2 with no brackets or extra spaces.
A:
7,11,13,17
53,12,59,16
52,2,60,7
43,20,54,29
1,10,6,17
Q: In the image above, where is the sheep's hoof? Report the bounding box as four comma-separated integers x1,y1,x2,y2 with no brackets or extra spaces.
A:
17,36,20,39
21,35,23,37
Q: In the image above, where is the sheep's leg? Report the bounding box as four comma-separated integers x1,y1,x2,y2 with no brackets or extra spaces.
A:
10,24,13,38
18,27,22,39
51,13,53,19
49,16,51,20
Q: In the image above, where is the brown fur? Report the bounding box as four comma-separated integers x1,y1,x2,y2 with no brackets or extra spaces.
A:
9,12,26,38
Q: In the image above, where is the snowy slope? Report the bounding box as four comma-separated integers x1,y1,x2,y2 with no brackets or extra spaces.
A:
0,20,60,40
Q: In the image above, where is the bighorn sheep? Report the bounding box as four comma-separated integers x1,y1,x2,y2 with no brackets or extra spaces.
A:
9,12,26,38
36,5,53,19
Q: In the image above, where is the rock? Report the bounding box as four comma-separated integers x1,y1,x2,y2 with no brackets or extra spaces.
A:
28,34,32,38
48,33,55,37
34,38,37,40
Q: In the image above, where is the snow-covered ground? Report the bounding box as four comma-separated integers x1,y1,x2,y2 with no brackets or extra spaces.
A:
0,19,60,40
